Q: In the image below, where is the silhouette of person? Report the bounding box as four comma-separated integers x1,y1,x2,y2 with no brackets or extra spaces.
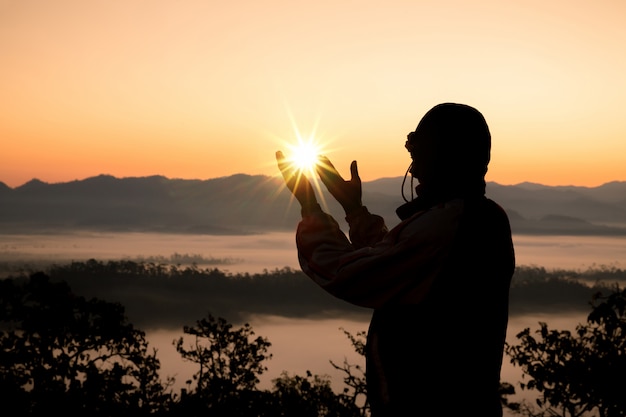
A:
276,103,515,416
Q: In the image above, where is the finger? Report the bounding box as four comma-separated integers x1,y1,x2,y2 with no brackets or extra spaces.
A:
317,156,344,184
276,151,299,191
276,151,293,177
276,150,286,169
316,160,341,192
350,160,360,183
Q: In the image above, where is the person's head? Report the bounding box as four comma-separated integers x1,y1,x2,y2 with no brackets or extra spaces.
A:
406,103,491,198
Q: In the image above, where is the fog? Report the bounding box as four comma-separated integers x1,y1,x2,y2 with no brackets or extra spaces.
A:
148,311,588,411
0,231,300,274
1,231,624,411
1,231,624,273
150,315,369,391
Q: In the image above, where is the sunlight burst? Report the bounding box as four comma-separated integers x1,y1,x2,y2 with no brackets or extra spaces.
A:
288,140,321,174
268,105,340,214
276,133,335,212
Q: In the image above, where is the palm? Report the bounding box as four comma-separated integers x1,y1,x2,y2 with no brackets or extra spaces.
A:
276,151,317,208
316,156,362,213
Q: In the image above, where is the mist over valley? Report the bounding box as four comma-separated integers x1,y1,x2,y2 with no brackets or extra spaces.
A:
2,175,625,411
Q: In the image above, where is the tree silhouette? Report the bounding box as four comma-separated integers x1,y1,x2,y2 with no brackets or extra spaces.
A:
329,328,369,416
271,370,362,417
0,272,172,416
173,313,273,414
505,285,626,417
172,313,368,416
10,261,612,415
330,327,520,416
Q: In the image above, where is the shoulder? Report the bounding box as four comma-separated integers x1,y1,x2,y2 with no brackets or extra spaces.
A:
483,198,512,224
390,199,465,242
462,197,513,240
463,197,510,218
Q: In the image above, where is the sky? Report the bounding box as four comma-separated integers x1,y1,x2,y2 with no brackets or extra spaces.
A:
1,0,625,188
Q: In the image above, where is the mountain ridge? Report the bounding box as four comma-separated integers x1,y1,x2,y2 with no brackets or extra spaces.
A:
1,174,626,236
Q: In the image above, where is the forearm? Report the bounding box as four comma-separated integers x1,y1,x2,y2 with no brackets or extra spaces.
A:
295,200,464,309
344,206,388,248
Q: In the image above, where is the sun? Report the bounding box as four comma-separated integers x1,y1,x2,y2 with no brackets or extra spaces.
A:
291,142,320,171
285,138,322,174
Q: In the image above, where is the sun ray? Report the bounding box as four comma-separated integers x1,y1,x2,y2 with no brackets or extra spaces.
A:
285,137,321,174
278,136,329,211
264,100,342,215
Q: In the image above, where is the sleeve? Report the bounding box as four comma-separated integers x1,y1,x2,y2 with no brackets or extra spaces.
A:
295,202,464,309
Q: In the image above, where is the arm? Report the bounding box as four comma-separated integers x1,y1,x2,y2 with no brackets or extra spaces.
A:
275,151,463,309
296,200,464,309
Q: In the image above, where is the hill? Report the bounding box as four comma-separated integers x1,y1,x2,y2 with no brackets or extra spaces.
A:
1,175,626,236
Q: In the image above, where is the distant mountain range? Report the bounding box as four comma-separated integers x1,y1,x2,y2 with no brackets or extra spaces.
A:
1,174,626,236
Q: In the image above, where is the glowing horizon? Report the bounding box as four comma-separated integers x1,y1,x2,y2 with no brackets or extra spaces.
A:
1,0,625,189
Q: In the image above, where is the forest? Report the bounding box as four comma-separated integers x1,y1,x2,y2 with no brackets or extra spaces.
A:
3,259,625,329
2,261,626,416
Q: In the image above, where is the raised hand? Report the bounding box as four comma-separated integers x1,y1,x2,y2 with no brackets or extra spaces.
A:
316,156,362,215
276,151,318,210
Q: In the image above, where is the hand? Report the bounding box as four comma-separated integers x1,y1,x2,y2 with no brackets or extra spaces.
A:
316,156,362,215
276,151,318,210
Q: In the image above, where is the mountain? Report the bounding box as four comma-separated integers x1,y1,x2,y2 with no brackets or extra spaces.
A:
1,175,626,236
0,174,302,234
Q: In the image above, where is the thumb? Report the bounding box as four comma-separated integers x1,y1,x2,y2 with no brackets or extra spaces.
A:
350,160,360,182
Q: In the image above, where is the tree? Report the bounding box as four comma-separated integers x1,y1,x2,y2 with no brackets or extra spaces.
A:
330,327,518,417
505,285,626,417
329,328,369,416
173,313,273,414
172,314,371,417
270,370,362,417
0,273,172,416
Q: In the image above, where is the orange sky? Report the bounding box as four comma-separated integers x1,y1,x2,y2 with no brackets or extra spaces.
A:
1,0,625,188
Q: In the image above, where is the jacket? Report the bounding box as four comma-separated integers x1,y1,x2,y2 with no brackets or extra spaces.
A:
296,196,515,416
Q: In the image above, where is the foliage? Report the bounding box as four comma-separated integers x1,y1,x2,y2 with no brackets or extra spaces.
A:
270,370,363,417
0,272,368,416
509,266,620,315
0,272,172,415
6,260,622,329
329,328,369,416
172,313,366,417
173,314,272,408
38,260,370,328
7,260,626,416
499,382,521,412
129,252,243,266
505,285,626,417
